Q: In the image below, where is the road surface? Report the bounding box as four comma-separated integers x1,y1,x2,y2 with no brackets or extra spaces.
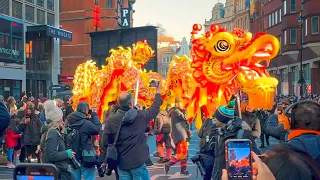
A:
1,124,279,180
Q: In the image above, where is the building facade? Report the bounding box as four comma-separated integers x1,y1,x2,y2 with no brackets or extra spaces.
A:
205,0,250,32
157,36,180,78
250,0,320,95
0,0,68,100
60,0,135,86
176,37,190,58
204,1,235,32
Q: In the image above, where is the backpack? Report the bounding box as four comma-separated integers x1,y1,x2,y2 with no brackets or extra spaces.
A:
65,127,81,160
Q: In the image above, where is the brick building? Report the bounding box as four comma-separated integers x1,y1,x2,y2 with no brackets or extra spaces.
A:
250,0,320,95
60,0,135,86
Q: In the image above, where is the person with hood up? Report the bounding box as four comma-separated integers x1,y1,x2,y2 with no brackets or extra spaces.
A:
103,84,162,179
65,101,101,180
211,100,252,180
43,100,75,180
19,104,42,163
164,97,190,176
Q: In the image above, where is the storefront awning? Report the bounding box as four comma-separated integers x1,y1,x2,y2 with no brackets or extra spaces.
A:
27,25,72,42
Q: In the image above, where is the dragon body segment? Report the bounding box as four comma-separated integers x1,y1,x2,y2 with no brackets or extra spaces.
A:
72,25,280,130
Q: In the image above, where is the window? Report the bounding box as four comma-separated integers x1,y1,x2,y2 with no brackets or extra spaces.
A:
283,0,287,15
279,9,281,22
268,14,271,27
284,30,287,45
107,0,112,8
290,0,296,13
290,29,296,44
37,0,44,7
305,18,308,36
47,0,54,11
302,64,310,80
25,0,34,3
272,13,274,26
311,16,319,34
275,11,278,24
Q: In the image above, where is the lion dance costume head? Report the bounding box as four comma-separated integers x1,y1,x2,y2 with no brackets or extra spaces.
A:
190,24,279,115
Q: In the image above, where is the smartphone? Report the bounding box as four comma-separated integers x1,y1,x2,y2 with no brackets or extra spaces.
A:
149,80,159,87
225,139,253,180
277,102,283,111
14,163,59,180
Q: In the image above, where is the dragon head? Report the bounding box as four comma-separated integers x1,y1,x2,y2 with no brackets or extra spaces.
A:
191,24,280,109
132,40,155,66
107,46,133,71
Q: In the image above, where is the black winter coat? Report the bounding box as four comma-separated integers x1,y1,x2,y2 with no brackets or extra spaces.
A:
65,111,101,160
103,93,162,170
211,118,252,180
20,115,42,146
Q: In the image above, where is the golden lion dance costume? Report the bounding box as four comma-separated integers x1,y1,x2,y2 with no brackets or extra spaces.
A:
188,24,280,129
71,24,280,132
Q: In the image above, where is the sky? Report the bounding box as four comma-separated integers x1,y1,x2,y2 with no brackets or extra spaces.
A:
133,0,226,42
229,148,250,160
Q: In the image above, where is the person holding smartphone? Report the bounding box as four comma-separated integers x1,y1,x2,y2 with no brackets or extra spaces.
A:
19,104,42,163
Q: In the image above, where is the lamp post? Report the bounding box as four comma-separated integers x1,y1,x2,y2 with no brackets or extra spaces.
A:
297,12,306,99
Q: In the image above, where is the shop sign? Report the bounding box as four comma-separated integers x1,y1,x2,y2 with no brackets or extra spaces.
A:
121,8,130,28
47,26,72,42
0,47,20,58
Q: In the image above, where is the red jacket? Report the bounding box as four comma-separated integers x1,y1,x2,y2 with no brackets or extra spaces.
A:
5,129,20,149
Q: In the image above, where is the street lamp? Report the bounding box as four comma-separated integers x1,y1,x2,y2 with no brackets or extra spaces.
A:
297,12,306,99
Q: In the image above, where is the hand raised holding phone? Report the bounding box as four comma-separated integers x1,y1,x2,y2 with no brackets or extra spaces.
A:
222,151,275,180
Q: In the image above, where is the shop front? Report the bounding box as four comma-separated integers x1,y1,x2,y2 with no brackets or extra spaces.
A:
26,25,72,98
0,14,24,100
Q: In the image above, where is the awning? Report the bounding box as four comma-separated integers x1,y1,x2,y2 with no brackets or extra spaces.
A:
27,25,72,42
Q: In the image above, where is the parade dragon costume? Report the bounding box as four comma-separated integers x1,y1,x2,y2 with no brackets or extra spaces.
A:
71,24,280,130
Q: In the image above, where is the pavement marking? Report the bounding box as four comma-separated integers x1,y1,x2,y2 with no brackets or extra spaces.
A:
150,172,191,180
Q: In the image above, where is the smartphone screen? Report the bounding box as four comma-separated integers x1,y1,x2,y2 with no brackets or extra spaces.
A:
14,164,58,180
226,139,252,180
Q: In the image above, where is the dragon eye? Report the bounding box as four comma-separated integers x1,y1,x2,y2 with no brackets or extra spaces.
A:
214,40,230,52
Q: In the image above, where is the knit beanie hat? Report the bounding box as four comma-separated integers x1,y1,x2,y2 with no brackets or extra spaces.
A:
214,99,235,124
44,100,63,122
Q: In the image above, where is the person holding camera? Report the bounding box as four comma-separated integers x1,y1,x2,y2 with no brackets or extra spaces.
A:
65,102,101,180
42,100,74,180
103,84,162,179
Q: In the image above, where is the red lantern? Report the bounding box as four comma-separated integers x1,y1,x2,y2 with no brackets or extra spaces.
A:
93,5,101,29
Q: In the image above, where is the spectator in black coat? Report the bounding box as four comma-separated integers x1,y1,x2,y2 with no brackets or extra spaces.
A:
103,85,162,179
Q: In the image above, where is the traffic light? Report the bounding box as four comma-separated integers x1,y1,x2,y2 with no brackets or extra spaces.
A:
93,5,101,29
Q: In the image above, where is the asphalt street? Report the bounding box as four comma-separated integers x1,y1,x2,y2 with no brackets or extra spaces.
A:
1,123,279,180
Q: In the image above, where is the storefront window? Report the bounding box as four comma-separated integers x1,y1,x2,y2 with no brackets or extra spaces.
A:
0,19,10,34
0,79,22,100
0,17,23,63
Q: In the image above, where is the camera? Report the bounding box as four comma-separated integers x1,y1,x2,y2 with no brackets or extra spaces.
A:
149,80,159,87
191,154,206,177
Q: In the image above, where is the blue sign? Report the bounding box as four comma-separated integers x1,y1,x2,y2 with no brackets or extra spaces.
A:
46,26,72,42
121,8,131,28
